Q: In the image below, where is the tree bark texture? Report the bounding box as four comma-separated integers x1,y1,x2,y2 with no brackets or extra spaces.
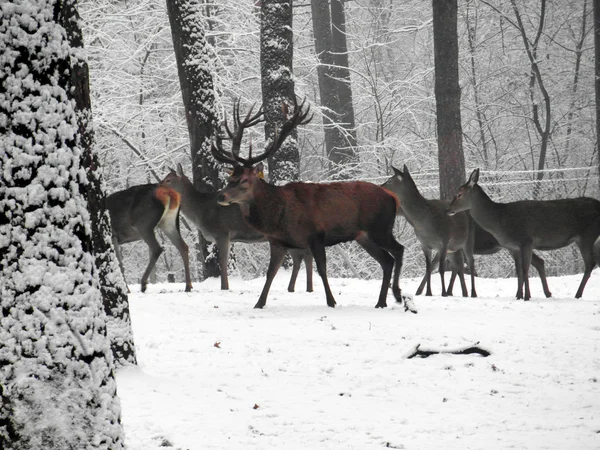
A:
66,0,137,366
0,0,125,447
166,0,221,279
260,0,300,183
311,0,357,178
595,0,600,191
433,0,466,199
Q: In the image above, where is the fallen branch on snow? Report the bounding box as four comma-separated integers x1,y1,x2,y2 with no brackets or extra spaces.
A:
405,341,491,359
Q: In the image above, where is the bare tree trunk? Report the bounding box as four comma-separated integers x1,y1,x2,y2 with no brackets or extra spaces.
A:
433,0,466,199
166,0,221,279
260,0,300,183
311,0,357,179
0,0,125,446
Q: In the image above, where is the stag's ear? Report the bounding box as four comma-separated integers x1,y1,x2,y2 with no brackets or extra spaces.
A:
468,168,480,187
253,162,264,178
177,163,184,176
224,167,234,176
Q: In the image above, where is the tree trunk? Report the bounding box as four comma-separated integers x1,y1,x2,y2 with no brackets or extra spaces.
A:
595,0,600,191
260,0,300,183
311,0,357,179
166,0,221,279
433,0,466,199
69,0,136,366
0,0,125,447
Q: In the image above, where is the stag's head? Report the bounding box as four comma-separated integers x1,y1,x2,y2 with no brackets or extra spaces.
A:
447,168,480,216
212,97,311,206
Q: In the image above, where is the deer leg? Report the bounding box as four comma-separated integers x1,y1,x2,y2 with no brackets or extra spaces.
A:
309,240,336,308
530,252,551,298
304,250,314,292
520,242,533,301
574,237,597,298
139,231,163,293
162,227,192,292
254,243,287,309
450,251,468,297
216,236,230,290
287,249,303,293
447,269,457,296
422,247,433,296
416,252,439,296
438,245,449,297
356,234,394,308
112,236,130,293
510,250,524,299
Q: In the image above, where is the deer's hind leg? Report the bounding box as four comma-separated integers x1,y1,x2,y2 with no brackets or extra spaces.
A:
356,233,394,308
448,251,468,297
574,233,598,298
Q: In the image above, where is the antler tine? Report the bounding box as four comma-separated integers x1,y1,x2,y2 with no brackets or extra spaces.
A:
210,133,238,166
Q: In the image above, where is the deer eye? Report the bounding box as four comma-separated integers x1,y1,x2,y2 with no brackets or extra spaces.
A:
240,179,249,186
457,192,463,199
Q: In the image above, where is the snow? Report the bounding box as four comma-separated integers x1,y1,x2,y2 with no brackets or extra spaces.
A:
118,269,600,450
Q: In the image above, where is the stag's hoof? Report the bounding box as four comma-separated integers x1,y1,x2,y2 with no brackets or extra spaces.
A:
185,285,193,292
375,302,388,309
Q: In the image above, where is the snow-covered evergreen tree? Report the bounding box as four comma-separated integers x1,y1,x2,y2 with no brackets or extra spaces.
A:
0,0,125,447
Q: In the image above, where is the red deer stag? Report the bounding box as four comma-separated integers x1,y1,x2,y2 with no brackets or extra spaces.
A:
448,169,600,300
160,163,313,293
382,165,476,297
211,98,414,311
107,184,192,293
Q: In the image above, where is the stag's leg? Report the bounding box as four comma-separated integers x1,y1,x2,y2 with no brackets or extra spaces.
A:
304,250,314,292
438,245,449,297
255,243,287,309
309,240,336,308
574,235,597,298
520,242,533,301
216,236,231,290
416,252,439,295
356,234,394,308
162,226,193,292
287,249,303,293
530,252,551,298
138,230,163,293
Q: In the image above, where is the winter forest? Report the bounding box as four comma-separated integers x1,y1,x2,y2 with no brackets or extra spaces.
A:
1,0,600,448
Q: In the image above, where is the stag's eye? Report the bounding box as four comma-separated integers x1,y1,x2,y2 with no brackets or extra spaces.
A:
240,179,249,186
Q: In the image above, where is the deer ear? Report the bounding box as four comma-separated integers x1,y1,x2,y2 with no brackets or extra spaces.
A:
468,169,480,186
177,163,184,176
392,165,403,177
224,167,234,176
254,162,264,176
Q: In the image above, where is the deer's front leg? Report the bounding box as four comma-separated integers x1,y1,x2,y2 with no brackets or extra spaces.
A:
254,243,287,309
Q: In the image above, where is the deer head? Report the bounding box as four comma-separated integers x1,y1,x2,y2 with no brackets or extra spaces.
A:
447,168,480,216
212,97,311,206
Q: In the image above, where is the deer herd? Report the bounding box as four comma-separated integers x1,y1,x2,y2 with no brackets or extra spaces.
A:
107,98,600,310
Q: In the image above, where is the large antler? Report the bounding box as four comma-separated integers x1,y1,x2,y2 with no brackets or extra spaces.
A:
245,97,312,166
211,99,265,166
211,97,311,167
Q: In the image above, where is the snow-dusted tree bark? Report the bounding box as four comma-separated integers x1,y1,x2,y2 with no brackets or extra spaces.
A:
0,0,125,448
311,0,357,179
63,0,136,366
166,0,221,279
595,0,600,190
260,0,300,183
432,0,466,199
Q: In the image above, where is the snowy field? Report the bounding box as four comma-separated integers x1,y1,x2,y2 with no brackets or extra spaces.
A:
117,268,600,450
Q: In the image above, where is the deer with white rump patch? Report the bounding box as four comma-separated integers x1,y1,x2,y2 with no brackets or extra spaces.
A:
107,184,192,293
447,169,600,300
211,98,414,311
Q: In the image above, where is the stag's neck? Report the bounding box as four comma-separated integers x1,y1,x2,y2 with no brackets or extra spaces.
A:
468,185,504,231
242,181,286,235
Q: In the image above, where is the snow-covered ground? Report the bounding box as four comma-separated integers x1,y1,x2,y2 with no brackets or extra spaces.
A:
117,269,600,450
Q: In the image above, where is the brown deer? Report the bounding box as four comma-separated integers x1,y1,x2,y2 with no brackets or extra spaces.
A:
448,169,600,300
211,98,413,311
107,184,192,293
382,165,476,297
159,163,313,293
416,222,552,298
